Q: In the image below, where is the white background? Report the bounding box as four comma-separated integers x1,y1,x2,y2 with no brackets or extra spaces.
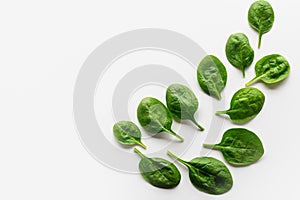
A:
1,0,300,199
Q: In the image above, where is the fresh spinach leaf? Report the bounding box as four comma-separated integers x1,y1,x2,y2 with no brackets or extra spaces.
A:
167,151,233,195
166,84,204,130
203,128,264,166
216,87,265,123
197,55,227,99
113,121,146,149
134,148,181,189
225,33,254,77
137,97,184,142
248,0,275,48
246,54,290,86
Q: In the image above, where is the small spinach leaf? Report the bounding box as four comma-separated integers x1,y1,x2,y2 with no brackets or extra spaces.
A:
246,54,290,86
137,97,184,142
248,0,275,48
134,148,181,189
167,151,233,195
166,84,204,130
216,87,265,123
225,33,254,77
197,55,227,99
113,121,146,149
203,128,264,166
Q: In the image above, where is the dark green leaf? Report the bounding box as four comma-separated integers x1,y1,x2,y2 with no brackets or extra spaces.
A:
137,97,184,142
166,84,204,130
167,151,233,195
113,121,146,149
197,55,227,99
203,128,264,166
246,54,290,86
225,33,254,77
134,148,181,189
216,87,265,123
248,0,275,48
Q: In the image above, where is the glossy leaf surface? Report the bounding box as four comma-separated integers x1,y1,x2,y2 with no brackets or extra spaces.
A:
197,55,227,99
216,87,265,123
203,128,264,166
113,121,146,149
225,33,254,77
135,148,181,188
137,97,184,141
166,83,204,130
246,54,290,86
168,151,233,195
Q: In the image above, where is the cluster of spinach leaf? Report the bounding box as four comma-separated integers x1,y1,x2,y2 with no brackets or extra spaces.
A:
111,0,290,196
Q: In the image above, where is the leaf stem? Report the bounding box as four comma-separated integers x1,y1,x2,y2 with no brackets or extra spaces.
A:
167,151,189,167
258,31,262,49
242,66,245,78
215,110,227,115
215,91,222,100
134,147,147,159
136,141,147,149
190,116,205,131
245,74,266,87
203,143,221,150
162,128,184,142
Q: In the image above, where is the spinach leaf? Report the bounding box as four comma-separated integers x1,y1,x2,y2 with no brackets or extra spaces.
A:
225,33,254,77
137,97,184,142
167,151,233,195
203,128,264,166
216,87,265,123
246,54,290,86
134,148,181,189
113,121,146,149
166,84,204,130
248,0,275,48
197,55,227,99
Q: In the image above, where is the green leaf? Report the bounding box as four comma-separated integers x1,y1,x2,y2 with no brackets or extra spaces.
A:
197,55,227,99
167,151,233,195
137,97,184,142
166,84,204,130
246,54,290,86
248,0,275,48
216,87,265,123
225,33,254,77
203,128,264,166
134,148,181,189
113,121,146,149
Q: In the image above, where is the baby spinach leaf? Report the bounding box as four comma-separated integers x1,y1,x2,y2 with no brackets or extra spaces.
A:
134,148,181,189
203,128,264,166
113,121,146,149
216,87,265,123
246,54,290,86
166,84,204,130
137,97,184,142
197,55,227,100
225,33,254,77
248,0,275,48
167,151,233,195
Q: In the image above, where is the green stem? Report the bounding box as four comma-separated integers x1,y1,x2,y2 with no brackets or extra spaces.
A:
258,32,262,49
162,128,184,142
203,143,221,150
215,110,227,115
167,151,189,167
242,66,245,78
136,141,147,149
134,148,147,159
190,116,205,131
215,90,222,100
245,74,266,87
